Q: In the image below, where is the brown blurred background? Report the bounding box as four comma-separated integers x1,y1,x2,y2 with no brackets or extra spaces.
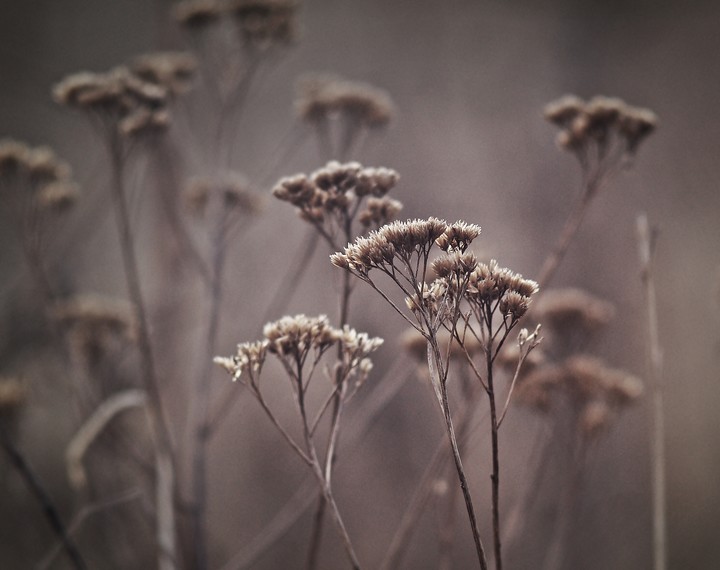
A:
1,0,719,568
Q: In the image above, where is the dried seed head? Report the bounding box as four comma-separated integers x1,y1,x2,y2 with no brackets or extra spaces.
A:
272,173,316,207
295,74,394,127
435,221,481,253
131,52,198,96
543,94,585,127
0,139,31,177
37,181,80,212
263,314,340,356
214,340,268,382
536,288,615,336
619,107,658,154
431,251,478,279
467,259,538,312
358,196,403,228
227,0,299,49
354,167,399,197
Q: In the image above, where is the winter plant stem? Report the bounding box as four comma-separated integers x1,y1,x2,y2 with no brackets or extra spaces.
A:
430,340,488,570
108,134,177,570
0,432,87,570
190,210,230,570
637,213,666,570
305,218,354,570
486,339,503,570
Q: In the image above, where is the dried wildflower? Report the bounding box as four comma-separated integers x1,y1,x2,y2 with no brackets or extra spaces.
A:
37,181,80,212
0,139,31,176
131,52,198,96
536,288,615,336
184,172,261,217
545,94,657,159
52,295,139,359
263,314,339,357
173,0,222,29
273,162,402,243
213,340,268,382
53,67,170,138
466,260,539,323
358,196,403,228
227,0,298,50
432,251,478,279
295,74,394,128
435,221,482,253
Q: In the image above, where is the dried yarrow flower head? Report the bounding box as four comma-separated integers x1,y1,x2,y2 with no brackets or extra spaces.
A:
465,259,539,321
184,172,262,217
53,66,170,138
544,94,657,160
52,295,139,361
272,161,401,242
0,140,79,218
214,315,382,385
130,52,198,96
295,73,394,128
536,287,615,340
227,0,299,52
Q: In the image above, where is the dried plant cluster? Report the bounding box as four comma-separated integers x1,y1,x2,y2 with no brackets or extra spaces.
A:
0,3,667,570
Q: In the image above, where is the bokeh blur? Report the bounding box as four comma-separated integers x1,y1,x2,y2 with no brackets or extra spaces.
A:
1,1,719,569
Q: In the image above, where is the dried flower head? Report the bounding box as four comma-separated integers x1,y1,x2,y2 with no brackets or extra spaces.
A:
358,196,403,228
213,340,268,382
131,52,198,96
466,259,539,320
227,0,298,50
52,295,139,359
185,172,261,217
295,74,394,128
53,67,170,138
37,181,80,212
263,314,339,357
545,94,657,159
536,288,615,336
0,139,31,177
435,221,482,253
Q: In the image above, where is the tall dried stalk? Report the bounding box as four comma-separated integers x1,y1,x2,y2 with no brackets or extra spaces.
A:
107,133,177,570
637,213,666,570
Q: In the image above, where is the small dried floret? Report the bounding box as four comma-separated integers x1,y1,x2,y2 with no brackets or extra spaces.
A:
619,107,658,154
432,251,478,279
435,221,481,253
337,325,384,367
377,218,448,256
119,108,170,137
26,147,71,183
311,161,362,192
37,181,80,212
272,173,316,207
131,52,198,96
0,139,31,176
228,0,298,49
499,290,531,319
295,74,394,127
173,0,222,29
358,196,403,227
354,166,399,197
543,95,585,127
467,260,538,308
263,314,340,357
214,340,268,382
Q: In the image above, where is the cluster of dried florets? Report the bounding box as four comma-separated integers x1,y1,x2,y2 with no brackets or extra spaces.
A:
514,354,643,439
0,139,79,213
272,161,401,240
535,287,615,346
544,94,657,159
130,52,198,97
174,0,298,50
53,67,172,138
295,74,394,128
184,172,262,217
214,314,383,386
52,295,139,360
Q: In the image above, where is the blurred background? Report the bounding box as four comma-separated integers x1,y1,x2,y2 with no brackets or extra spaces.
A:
1,0,719,568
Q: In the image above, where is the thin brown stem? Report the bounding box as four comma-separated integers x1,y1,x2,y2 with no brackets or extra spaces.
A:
1,432,88,570
486,337,503,570
107,133,176,570
637,213,666,570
